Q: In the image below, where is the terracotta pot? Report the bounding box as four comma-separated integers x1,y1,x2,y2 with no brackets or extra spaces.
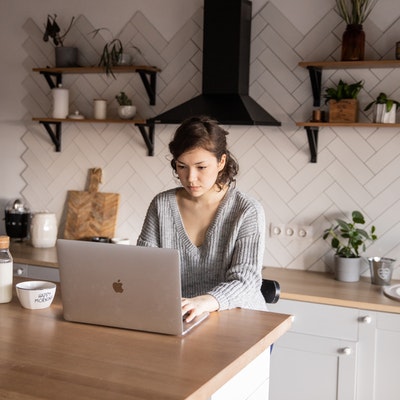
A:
341,24,365,61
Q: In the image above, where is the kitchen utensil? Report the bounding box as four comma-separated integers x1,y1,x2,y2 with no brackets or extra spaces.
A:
63,168,119,240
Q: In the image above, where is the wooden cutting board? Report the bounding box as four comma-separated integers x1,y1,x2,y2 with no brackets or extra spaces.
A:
63,168,120,240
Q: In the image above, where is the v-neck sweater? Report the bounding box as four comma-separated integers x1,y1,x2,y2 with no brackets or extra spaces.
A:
137,186,267,311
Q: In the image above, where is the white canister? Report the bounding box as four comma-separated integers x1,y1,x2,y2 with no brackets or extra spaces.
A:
93,99,107,119
52,85,69,118
30,212,58,248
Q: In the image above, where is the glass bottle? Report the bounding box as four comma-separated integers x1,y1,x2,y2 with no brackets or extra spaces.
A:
0,236,13,303
341,24,365,61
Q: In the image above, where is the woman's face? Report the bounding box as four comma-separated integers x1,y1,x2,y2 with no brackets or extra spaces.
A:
175,147,226,198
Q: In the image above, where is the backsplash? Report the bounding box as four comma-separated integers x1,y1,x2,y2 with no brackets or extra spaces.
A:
20,1,400,278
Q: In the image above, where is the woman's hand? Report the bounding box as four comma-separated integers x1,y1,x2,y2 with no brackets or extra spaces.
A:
181,294,219,322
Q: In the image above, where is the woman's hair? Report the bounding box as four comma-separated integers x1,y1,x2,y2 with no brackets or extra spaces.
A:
169,115,239,188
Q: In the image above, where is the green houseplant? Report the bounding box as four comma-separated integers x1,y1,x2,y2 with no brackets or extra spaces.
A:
335,0,377,61
323,210,377,282
43,14,77,67
324,79,364,122
364,92,400,123
115,91,136,119
90,28,141,78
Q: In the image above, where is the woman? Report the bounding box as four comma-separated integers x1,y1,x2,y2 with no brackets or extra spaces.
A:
137,116,266,322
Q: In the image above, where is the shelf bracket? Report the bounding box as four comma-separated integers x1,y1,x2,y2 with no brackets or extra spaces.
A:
304,126,319,163
39,121,62,152
137,69,157,105
136,122,155,156
307,66,322,107
39,71,62,89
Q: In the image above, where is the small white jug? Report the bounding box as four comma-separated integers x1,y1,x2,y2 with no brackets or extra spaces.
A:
30,212,58,248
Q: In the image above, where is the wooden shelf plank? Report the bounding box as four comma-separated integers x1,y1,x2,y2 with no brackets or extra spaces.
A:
296,122,400,128
32,65,161,74
299,60,400,69
32,117,147,124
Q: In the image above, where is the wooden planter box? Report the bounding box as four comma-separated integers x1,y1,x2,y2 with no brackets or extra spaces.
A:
328,99,359,123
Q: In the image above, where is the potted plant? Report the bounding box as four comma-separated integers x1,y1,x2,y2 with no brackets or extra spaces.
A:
364,92,400,124
90,28,141,78
115,91,136,119
323,210,377,282
324,79,364,122
43,14,77,67
335,0,377,61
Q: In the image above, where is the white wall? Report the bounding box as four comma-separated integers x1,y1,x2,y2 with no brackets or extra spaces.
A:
1,0,400,277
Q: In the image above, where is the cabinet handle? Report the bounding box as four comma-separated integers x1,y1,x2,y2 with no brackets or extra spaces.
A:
16,268,24,276
360,315,372,324
338,347,352,355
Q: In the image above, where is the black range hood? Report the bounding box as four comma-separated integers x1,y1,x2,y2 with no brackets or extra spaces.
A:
148,0,281,126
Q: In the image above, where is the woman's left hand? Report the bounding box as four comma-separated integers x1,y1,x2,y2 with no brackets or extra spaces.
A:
181,294,219,322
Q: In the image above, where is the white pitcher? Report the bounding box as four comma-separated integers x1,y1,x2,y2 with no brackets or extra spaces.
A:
30,212,58,248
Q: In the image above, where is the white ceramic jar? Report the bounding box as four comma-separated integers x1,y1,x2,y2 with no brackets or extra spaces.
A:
30,212,58,248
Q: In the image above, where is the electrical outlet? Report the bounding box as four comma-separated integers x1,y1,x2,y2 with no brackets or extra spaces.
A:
297,225,314,239
269,224,314,239
270,224,285,237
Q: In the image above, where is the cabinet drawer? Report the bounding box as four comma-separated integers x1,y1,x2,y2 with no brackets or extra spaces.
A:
269,299,359,340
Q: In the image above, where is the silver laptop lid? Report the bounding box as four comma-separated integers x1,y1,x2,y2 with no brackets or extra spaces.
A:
57,239,187,335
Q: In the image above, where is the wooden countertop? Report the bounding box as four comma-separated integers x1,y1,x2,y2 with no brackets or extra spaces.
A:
263,267,400,314
0,279,291,400
10,240,58,268
10,242,400,314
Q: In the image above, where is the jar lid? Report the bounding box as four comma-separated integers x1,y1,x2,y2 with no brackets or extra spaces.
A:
0,235,10,249
5,198,30,214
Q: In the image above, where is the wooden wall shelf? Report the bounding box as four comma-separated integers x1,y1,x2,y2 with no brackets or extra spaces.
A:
297,60,400,163
32,65,161,155
32,118,155,155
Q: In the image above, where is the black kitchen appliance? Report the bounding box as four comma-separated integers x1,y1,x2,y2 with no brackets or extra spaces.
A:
149,0,281,126
5,198,31,240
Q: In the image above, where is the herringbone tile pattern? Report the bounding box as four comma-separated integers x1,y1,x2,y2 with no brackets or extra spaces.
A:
21,2,400,278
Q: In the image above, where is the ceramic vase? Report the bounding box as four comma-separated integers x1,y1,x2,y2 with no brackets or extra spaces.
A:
30,212,58,248
118,105,136,119
341,24,365,61
334,256,361,282
375,104,397,124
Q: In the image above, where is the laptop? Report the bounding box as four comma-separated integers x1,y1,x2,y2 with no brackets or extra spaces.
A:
56,239,209,335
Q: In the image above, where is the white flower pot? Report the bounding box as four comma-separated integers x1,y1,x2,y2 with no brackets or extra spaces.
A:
375,103,397,123
118,105,136,119
334,256,361,282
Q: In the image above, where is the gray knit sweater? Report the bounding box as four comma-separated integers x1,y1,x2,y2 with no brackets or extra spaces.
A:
137,186,267,311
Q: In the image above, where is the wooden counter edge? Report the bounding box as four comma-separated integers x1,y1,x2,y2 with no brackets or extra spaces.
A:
188,313,293,400
263,267,400,314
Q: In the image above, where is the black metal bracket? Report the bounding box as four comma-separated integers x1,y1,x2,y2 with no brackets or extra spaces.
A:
307,66,322,107
39,121,62,152
39,71,62,89
136,122,155,156
137,69,157,105
304,126,319,163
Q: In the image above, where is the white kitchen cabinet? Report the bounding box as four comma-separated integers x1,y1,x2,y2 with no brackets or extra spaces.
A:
268,299,400,400
13,262,60,282
268,300,357,400
373,311,400,399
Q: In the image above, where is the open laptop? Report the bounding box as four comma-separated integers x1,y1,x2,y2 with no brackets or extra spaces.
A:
56,239,209,335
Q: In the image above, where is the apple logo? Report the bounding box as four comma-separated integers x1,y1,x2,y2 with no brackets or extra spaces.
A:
112,279,124,293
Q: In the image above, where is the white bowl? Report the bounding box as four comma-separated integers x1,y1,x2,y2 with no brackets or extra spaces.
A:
16,281,56,310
